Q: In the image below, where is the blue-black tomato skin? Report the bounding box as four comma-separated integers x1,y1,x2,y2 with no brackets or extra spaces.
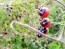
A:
37,27,49,38
40,28,48,34
37,33,42,38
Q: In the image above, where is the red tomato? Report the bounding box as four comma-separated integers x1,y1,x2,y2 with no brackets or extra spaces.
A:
39,7,50,18
40,18,51,28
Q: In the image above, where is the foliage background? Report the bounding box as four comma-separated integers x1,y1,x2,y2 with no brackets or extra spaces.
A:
0,0,65,49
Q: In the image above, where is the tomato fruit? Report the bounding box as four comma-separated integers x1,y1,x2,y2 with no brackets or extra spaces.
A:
37,33,42,38
39,7,50,18
40,18,51,28
40,27,49,34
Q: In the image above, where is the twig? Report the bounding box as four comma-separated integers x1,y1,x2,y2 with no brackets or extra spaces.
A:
56,25,64,40
10,20,65,44
55,0,65,7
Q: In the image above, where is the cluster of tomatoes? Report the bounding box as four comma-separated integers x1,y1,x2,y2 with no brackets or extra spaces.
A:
37,7,51,38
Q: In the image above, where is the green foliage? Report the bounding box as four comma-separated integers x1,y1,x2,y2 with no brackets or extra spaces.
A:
0,0,65,49
48,42,60,49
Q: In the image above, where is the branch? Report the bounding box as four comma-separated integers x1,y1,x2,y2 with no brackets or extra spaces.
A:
10,20,65,44
55,0,65,7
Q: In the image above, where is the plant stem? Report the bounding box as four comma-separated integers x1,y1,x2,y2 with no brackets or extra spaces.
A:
55,0,65,7
10,20,65,44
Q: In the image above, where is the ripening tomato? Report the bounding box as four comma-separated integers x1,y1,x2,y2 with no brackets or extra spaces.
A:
40,27,49,34
38,7,50,18
40,18,51,28
38,26,49,34
37,27,49,38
